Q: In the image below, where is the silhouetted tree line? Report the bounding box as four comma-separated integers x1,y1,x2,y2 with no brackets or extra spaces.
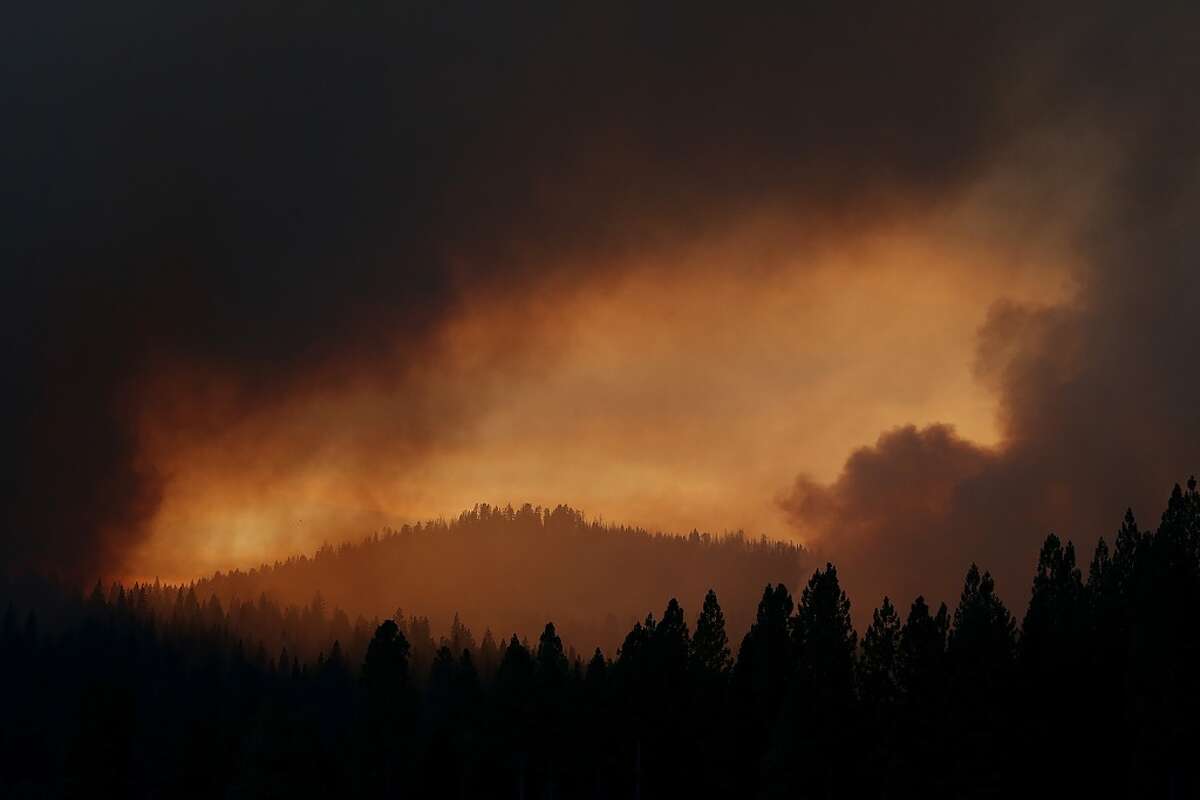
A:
3,482,1200,798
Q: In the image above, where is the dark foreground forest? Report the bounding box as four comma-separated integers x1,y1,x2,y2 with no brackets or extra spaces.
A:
4,482,1200,799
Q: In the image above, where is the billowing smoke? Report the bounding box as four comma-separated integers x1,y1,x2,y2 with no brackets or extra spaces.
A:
3,2,1196,589
782,3,1200,610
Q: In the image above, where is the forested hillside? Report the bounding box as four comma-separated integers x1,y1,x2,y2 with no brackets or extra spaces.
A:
3,481,1200,797
194,503,807,653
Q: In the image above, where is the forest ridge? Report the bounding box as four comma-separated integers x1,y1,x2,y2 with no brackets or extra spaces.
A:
193,503,808,654
3,480,1200,797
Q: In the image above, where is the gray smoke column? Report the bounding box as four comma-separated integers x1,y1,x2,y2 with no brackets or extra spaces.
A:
781,4,1200,611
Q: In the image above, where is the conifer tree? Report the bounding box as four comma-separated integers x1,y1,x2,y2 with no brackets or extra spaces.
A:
690,589,732,677
732,584,794,718
652,598,690,681
363,619,411,695
896,596,947,703
859,597,901,795
1021,533,1084,673
893,596,949,796
429,645,458,719
448,612,476,655
791,564,857,697
495,635,536,798
766,564,857,798
949,564,1016,679
861,596,901,709
586,647,608,687
536,622,568,685
478,628,500,682
946,564,1016,795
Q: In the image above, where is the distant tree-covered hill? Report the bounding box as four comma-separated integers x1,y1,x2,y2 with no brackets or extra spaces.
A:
195,503,807,653
4,481,1200,797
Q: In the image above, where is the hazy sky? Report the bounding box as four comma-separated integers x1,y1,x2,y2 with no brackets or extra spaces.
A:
136,214,1074,575
4,2,1197,609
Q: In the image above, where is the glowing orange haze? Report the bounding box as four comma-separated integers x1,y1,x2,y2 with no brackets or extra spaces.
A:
126,201,1077,583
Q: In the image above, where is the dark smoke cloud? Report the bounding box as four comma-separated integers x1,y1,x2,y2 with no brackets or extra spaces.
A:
2,1,1195,583
782,3,1200,613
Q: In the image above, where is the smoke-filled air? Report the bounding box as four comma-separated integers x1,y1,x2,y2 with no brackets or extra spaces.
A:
3,2,1200,797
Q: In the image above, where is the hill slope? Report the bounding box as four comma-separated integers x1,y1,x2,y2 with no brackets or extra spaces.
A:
196,503,807,652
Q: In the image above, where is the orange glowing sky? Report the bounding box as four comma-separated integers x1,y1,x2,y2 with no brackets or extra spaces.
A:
131,202,1078,580
7,2,1197,619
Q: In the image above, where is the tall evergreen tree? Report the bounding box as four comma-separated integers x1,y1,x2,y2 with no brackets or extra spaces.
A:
447,612,477,656
765,564,857,798
363,620,410,686
897,596,948,705
478,628,500,682
732,584,794,724
1020,534,1086,791
494,635,536,797
535,623,568,686
1021,533,1084,673
690,589,732,678
584,648,608,687
688,590,734,796
860,597,901,706
860,597,901,796
361,620,413,793
948,564,1016,679
652,598,691,685
729,583,794,795
428,645,458,720
946,564,1016,795
890,596,950,796
534,623,571,792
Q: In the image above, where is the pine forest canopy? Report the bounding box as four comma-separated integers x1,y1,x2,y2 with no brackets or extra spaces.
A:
3,480,1200,797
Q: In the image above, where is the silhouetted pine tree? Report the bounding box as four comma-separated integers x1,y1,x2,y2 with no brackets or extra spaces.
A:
1127,480,1200,795
581,648,614,795
688,589,734,797
494,635,536,798
893,595,949,797
946,564,1016,795
691,589,732,678
613,615,656,798
1020,534,1087,791
361,620,412,794
429,645,458,721
730,583,793,795
644,599,691,795
764,563,857,798
478,628,500,683
534,623,570,793
1022,534,1084,672
860,596,900,797
447,612,476,656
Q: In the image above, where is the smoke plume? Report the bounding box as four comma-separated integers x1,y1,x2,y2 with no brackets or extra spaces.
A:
3,2,1197,596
